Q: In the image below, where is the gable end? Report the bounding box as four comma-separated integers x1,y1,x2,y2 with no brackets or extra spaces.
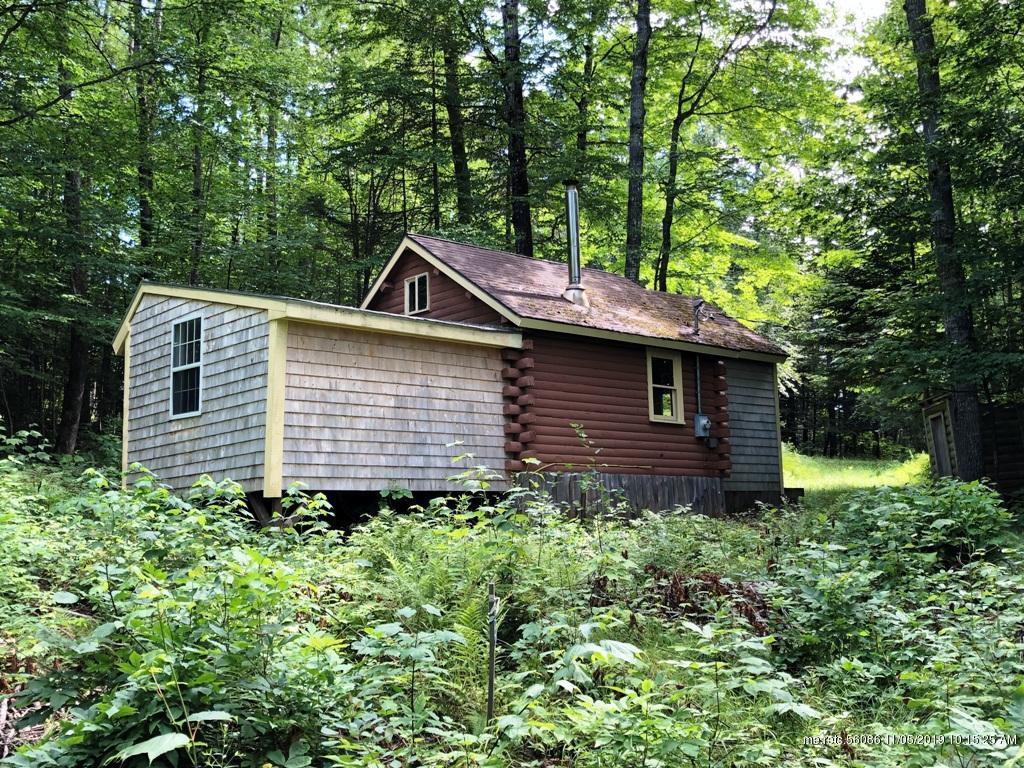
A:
365,246,505,325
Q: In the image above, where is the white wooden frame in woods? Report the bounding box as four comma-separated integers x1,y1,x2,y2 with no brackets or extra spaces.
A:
646,347,685,425
405,272,430,315
168,311,203,419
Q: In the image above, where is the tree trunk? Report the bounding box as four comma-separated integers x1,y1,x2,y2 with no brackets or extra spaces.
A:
501,0,533,257
442,42,472,225
430,46,441,229
625,0,651,284
54,44,89,455
574,32,595,177
188,60,206,285
265,16,283,261
656,86,686,291
904,0,984,480
132,0,155,253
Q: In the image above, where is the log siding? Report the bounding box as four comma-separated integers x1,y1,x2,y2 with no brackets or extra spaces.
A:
366,248,505,325
282,323,508,491
126,295,269,492
516,332,730,476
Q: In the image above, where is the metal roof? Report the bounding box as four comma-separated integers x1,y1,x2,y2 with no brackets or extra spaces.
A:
406,233,785,359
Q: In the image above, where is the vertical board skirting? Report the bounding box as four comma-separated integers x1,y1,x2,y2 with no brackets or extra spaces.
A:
121,331,131,487
528,472,726,516
263,315,288,497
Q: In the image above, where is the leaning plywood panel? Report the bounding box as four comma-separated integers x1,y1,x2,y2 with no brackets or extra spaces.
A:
283,324,507,491
722,359,782,493
126,295,269,492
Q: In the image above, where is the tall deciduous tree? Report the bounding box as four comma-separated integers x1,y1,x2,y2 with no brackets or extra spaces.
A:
903,0,983,480
54,8,88,454
502,0,533,257
624,0,651,283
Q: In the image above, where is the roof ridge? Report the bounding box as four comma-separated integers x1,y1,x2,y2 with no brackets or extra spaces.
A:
408,232,571,269
408,232,662,288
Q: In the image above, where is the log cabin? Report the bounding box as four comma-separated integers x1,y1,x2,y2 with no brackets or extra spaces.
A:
113,188,788,516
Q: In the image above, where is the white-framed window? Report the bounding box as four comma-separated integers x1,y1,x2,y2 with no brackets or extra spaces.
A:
170,314,202,417
646,348,684,424
405,272,429,314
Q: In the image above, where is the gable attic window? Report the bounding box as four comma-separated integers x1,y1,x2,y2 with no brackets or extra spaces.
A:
405,272,429,314
647,348,684,424
170,315,202,417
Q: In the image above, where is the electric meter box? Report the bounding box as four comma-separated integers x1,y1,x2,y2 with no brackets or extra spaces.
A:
694,413,712,438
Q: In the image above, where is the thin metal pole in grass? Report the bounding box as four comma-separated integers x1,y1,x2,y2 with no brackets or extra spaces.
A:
487,581,499,725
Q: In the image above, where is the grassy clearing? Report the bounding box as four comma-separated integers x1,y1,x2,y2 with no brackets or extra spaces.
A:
783,445,930,511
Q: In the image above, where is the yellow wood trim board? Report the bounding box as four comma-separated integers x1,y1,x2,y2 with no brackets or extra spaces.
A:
283,300,520,348
262,317,288,498
646,347,686,424
121,330,130,488
113,282,522,355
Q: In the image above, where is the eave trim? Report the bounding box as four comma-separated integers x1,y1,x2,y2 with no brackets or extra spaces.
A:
112,282,523,355
518,318,788,363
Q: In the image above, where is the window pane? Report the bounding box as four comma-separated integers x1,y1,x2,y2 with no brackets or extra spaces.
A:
172,367,200,414
651,356,674,387
172,318,202,367
653,387,675,418
406,281,416,312
417,275,428,309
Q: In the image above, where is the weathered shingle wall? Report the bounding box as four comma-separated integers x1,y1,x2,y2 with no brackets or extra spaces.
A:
721,359,782,493
282,324,508,491
127,295,268,492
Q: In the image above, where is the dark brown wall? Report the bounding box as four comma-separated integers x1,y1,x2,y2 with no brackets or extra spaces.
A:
509,332,730,477
982,405,1024,497
367,249,504,325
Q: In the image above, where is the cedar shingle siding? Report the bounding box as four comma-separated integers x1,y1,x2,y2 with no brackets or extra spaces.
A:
127,295,268,492
281,323,508,490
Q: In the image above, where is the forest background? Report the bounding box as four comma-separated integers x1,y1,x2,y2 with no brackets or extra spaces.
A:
1,0,1021,465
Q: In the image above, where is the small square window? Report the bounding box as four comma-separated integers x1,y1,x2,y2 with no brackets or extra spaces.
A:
170,315,202,417
647,349,684,424
405,273,429,314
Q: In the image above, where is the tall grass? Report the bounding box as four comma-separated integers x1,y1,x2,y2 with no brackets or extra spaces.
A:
782,445,929,511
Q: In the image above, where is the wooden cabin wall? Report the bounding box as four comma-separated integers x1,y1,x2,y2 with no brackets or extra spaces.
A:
366,249,504,325
981,405,1024,497
126,296,268,492
282,323,508,491
721,359,784,507
517,332,730,476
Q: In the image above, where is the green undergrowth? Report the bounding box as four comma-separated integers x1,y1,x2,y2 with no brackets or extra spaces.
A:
1,440,1023,767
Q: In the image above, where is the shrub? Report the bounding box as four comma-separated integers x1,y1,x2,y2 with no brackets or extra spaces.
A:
3,465,1023,768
